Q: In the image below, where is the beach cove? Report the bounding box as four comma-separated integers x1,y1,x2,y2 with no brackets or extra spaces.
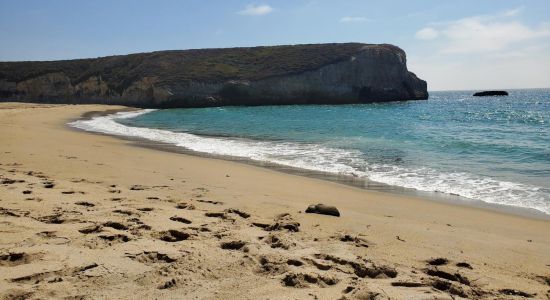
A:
1,103,549,299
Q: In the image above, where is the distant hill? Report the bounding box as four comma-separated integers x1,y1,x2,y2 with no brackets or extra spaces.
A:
0,43,428,107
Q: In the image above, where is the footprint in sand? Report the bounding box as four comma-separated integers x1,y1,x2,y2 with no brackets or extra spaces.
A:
157,230,191,242
137,207,154,212
170,216,192,224
0,207,21,217
338,234,370,248
112,209,134,216
456,262,473,269
24,197,43,202
157,278,177,289
79,224,102,234
0,252,43,267
424,268,470,286
499,289,535,298
9,263,98,284
98,234,130,243
196,199,224,205
427,257,449,266
1,178,24,184
36,231,57,238
263,233,295,250
42,182,55,188
286,259,304,267
204,212,228,219
61,190,85,195
220,240,246,250
36,214,65,224
102,221,129,231
176,202,195,210
126,251,177,265
281,272,338,288
1,289,34,300
129,185,148,191
312,253,398,279
225,208,250,218
391,281,426,288
261,213,300,232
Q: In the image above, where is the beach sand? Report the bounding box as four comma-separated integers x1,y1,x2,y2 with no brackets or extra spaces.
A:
0,103,549,299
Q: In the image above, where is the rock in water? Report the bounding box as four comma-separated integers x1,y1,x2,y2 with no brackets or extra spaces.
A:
0,43,427,107
305,204,340,217
473,91,508,96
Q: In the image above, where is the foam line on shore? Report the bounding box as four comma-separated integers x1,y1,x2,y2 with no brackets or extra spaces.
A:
69,110,550,215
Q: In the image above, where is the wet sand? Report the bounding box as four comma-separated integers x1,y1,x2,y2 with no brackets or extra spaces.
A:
1,103,549,299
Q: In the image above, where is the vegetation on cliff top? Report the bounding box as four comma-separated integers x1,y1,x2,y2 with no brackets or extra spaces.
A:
0,43,403,92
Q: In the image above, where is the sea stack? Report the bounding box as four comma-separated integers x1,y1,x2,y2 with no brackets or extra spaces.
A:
0,43,428,107
473,91,509,96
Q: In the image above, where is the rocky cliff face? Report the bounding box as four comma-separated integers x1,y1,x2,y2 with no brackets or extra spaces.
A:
0,43,428,107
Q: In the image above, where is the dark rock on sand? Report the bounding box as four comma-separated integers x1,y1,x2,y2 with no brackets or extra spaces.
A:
305,204,340,217
473,90,508,96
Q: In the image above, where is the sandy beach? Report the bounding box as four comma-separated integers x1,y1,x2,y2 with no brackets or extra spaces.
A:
1,103,549,299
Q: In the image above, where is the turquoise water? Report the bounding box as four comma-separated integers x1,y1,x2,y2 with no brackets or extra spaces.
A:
73,89,550,214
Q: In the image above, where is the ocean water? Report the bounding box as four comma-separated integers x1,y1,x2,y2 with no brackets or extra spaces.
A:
70,89,550,214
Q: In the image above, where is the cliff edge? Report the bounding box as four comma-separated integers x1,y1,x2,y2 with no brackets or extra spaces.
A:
0,43,428,107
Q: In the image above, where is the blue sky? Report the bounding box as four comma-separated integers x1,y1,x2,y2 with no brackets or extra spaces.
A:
1,0,549,90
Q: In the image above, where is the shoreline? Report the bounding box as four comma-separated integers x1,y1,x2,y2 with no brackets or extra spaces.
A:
1,103,549,299
70,107,550,221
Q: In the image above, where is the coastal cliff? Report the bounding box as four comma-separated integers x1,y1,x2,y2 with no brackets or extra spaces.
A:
0,43,428,107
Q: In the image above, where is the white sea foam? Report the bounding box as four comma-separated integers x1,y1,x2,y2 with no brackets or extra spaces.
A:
70,110,550,215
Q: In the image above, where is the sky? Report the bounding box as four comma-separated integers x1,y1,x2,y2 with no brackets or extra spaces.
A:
1,0,549,91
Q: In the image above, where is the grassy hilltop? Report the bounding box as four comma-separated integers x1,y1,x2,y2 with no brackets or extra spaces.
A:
0,43,396,93
0,43,426,107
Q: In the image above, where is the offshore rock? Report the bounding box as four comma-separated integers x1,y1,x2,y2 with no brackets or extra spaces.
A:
473,91,508,96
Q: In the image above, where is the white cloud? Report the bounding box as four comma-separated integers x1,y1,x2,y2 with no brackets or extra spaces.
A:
410,8,550,90
409,47,550,90
340,16,368,23
502,6,523,17
415,27,439,40
415,10,550,54
441,18,550,54
238,4,273,16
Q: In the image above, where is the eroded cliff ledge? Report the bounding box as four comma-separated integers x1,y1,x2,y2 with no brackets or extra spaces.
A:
0,43,428,107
